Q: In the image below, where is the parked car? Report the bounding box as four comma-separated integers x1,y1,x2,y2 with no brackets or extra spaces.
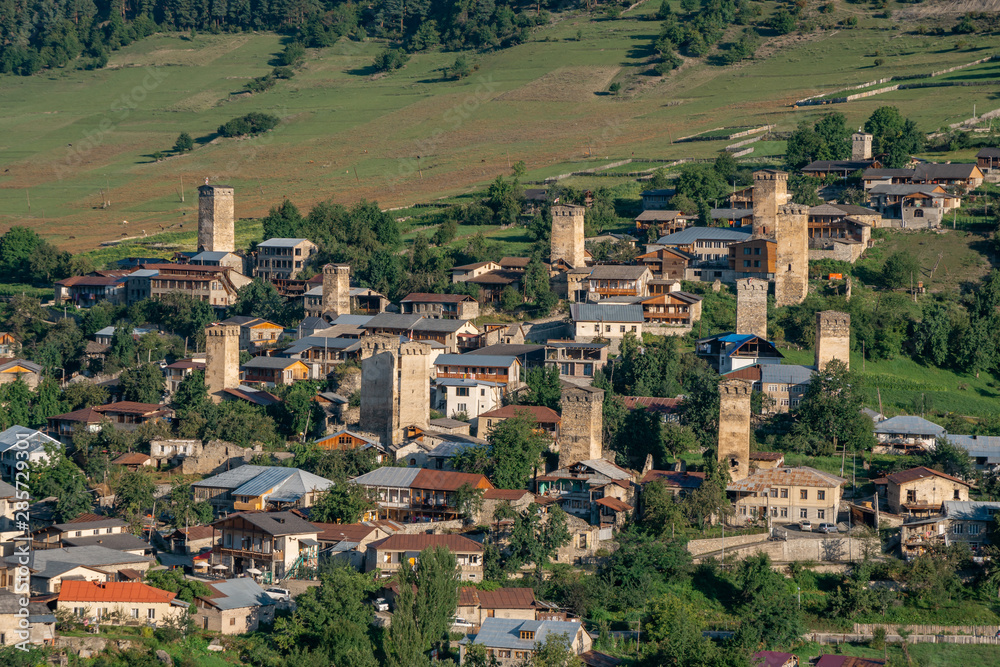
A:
373,597,389,612
265,587,291,601
451,617,473,629
818,523,839,533
799,520,812,532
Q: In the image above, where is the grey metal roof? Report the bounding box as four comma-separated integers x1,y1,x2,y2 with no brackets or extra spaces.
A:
364,313,424,330
873,416,945,437
53,517,127,532
232,467,297,497
233,468,333,500
474,344,545,356
203,578,275,610
241,356,304,370
868,184,943,196
257,237,311,247
0,425,60,454
194,465,273,490
759,364,814,385
126,269,159,278
218,511,318,536
411,319,471,333
3,546,149,579
192,251,232,262
948,434,1000,462
282,336,360,355
710,208,754,219
944,501,1000,522
350,467,422,488
435,354,518,368
332,315,375,326
578,459,632,480
571,303,644,323
60,533,151,551
471,618,582,651
0,480,15,498
588,265,650,280
655,226,752,245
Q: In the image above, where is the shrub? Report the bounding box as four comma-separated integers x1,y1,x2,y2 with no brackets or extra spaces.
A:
218,112,280,138
280,42,306,67
173,132,193,153
372,48,409,73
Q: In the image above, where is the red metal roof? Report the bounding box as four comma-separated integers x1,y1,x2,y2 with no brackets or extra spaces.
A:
368,533,483,553
478,405,560,424
56,275,125,287
58,581,176,604
886,466,968,487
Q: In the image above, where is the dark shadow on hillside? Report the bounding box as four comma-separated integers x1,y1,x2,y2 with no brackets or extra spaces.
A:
626,35,656,62
347,64,379,77
196,133,219,146
975,386,1000,399
691,561,740,613
852,264,882,286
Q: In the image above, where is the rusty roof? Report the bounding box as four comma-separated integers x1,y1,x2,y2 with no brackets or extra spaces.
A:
368,533,483,553
112,453,151,466
750,452,784,461
311,523,379,543
458,587,481,606
724,365,762,382
478,587,536,609
595,497,633,512
482,489,532,501
412,469,494,492
479,405,560,424
639,470,705,488
58,581,176,604
170,525,216,542
886,466,969,488
727,466,846,493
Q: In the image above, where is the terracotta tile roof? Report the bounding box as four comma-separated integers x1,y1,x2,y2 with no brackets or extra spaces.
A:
727,467,846,493
58,581,176,604
412,469,494,492
112,453,151,466
98,401,170,415
639,470,705,488
886,466,969,487
479,405,560,424
482,489,532,501
595,497,633,512
368,533,483,553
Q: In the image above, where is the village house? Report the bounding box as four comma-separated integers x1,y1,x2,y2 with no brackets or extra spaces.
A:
640,189,674,210
314,429,390,463
434,377,505,425
943,500,1000,553
111,452,152,472
544,340,608,381
170,525,217,554
92,325,160,347
570,303,643,345
635,247,694,280
640,291,703,333
535,459,636,528
390,426,486,470
311,522,397,569
724,364,814,413
752,652,798,667
869,184,960,229
362,313,423,337
878,466,970,516
0,358,42,389
400,293,480,320
57,581,189,627
653,226,752,282
0,333,19,357
639,470,705,497
621,396,682,423
366,533,484,581
861,168,917,190
461,617,592,665
54,274,128,307
0,590,55,647
142,263,252,308
281,335,367,377
452,261,502,282
47,402,174,444
949,433,1000,470
912,162,984,189
586,266,652,300
31,515,128,549
4,545,152,594
728,238,776,279
212,511,319,583
434,353,522,390
164,358,206,394
456,587,545,629
193,465,334,514
975,147,1000,175
0,425,60,481
410,319,480,354
800,159,874,179
350,467,494,522
478,405,560,441
255,238,318,281
873,415,945,454
696,333,784,375
633,210,689,234
189,250,244,272
302,285,390,318
221,316,286,351
727,467,846,526
240,357,309,387
193,577,276,634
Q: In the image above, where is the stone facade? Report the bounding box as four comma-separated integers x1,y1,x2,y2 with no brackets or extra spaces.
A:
557,385,604,468
322,264,351,317
852,132,873,161
717,379,753,482
773,203,809,307
180,440,255,476
205,324,240,403
551,205,586,269
197,184,235,253
360,337,430,446
735,277,768,339
751,170,788,237
815,310,851,371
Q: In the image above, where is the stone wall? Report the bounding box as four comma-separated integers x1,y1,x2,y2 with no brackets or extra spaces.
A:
551,205,586,268
718,379,753,481
180,440,254,475
361,337,399,447
686,531,769,556
558,384,604,468
322,264,351,316
751,170,787,236
815,310,851,371
735,277,768,339
773,203,810,307
692,536,871,562
397,342,431,437
205,324,240,402
197,185,235,253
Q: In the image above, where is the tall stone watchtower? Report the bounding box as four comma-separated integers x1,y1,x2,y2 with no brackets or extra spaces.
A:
773,203,810,307
205,324,240,403
815,310,851,371
322,264,351,317
359,337,430,447
717,378,753,482
735,277,769,340
852,132,873,161
397,341,431,438
751,170,789,237
197,184,235,253
550,204,586,269
558,384,604,468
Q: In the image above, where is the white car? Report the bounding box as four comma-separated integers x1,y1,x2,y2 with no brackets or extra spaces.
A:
373,598,389,612
799,520,813,532
265,587,291,601
451,617,473,629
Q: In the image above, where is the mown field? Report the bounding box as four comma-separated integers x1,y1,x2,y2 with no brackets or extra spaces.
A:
1,0,997,251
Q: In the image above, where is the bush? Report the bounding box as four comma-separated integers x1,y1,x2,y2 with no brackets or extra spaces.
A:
372,48,409,73
173,132,193,153
218,112,280,138
280,42,306,67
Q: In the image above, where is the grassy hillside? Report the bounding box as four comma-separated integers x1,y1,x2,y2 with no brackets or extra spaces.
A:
1,1,998,251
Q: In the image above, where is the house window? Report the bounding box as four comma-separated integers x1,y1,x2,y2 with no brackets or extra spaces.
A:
817,510,825,520
457,403,467,412
94,529,100,535
74,607,86,617
743,260,751,268
743,248,751,255
75,531,82,537
769,489,777,498
605,325,611,333
954,490,961,500
230,617,236,626
148,609,156,619
456,387,470,397
780,489,788,499
953,524,964,534
620,325,626,333
800,490,808,500
480,389,485,396
520,631,535,640
906,490,916,503
800,509,808,519
740,506,746,515
780,508,788,518
771,507,778,517
969,524,981,535
131,609,140,619
817,490,825,501
754,260,761,268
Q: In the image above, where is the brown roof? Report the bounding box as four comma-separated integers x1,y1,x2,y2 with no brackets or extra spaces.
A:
56,275,125,287
99,401,170,415
171,525,216,542
580,651,624,667
401,292,475,304
727,466,846,493
311,523,378,543
886,466,969,488
724,365,762,382
59,581,176,605
117,568,143,581
411,469,494,492
458,587,480,607
620,396,681,415
368,533,483,553
482,489,532,501
111,453,151,466
639,470,705,488
595,497,633,512
67,513,109,524
477,587,536,609
139,263,228,273
479,405,561,424
750,452,784,461
499,257,531,268
466,270,522,285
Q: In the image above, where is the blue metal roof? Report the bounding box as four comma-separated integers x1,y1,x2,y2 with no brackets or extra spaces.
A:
656,226,752,245
471,618,582,651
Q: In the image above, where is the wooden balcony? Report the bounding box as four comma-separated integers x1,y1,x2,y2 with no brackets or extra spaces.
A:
437,372,509,383
218,546,280,561
592,287,640,297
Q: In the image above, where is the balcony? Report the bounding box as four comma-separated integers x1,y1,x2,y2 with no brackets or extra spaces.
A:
218,546,280,561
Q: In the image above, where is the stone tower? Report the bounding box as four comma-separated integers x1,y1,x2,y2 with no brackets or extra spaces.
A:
550,204,586,268
322,264,351,317
197,184,235,253
360,336,430,446
717,378,753,482
205,324,240,403
852,132,873,161
558,384,604,468
773,203,810,307
735,277,769,340
815,310,851,371
751,170,789,237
